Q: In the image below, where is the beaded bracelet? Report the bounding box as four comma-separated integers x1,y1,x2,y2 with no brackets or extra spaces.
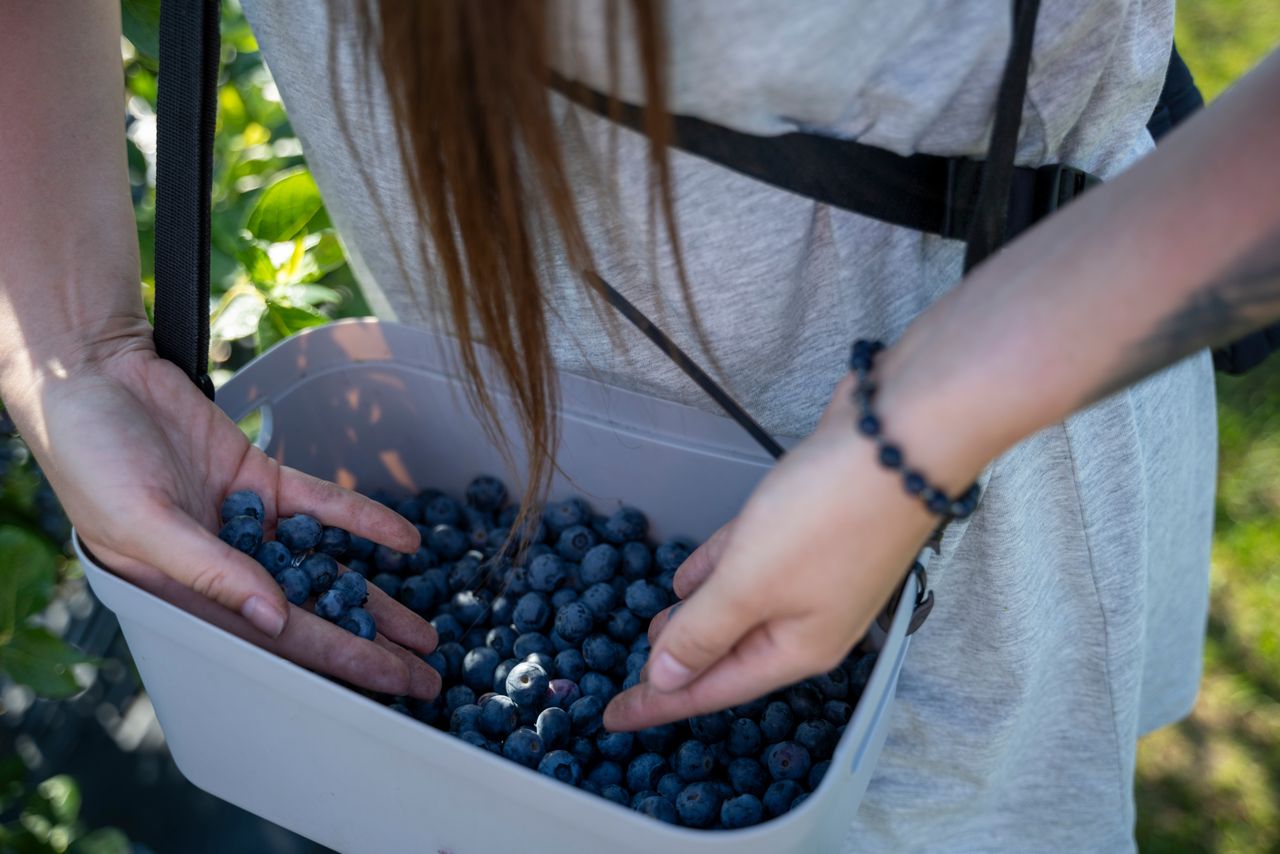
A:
849,339,981,520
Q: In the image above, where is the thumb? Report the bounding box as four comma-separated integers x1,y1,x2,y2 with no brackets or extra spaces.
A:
646,576,759,693
134,507,291,638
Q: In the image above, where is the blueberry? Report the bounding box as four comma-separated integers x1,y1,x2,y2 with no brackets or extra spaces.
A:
579,672,616,702
447,554,485,590
492,658,519,694
429,524,468,560
824,700,853,726
688,711,732,743
394,496,425,524
370,572,402,599
347,534,375,561
497,503,522,529
579,544,620,585
478,694,519,738
315,526,352,558
346,558,372,577
252,540,292,577
785,684,823,720
501,727,545,769
523,652,556,675
338,607,376,640
483,626,517,658
553,601,593,644
727,757,769,797
555,525,597,562
523,543,553,564
513,632,554,659
489,594,515,626
315,589,348,621
619,542,652,579
457,730,488,751
397,574,437,612
732,697,769,719
846,652,877,689
460,505,494,543
624,580,669,619
813,667,850,699
431,613,463,645
545,678,581,709
577,582,617,621
300,553,339,595
218,515,263,554
674,740,716,782
760,701,795,743
278,567,311,605
764,741,811,782
462,647,501,693
637,724,677,754
505,661,550,708
566,736,595,768
809,759,830,790
587,760,624,788
277,514,323,553
536,749,582,785
528,553,567,593
595,730,634,762
607,609,643,642
603,507,647,544
720,793,764,829
725,718,764,758
655,571,677,595
652,772,682,802
444,684,477,715
654,539,694,574
675,781,722,828
435,642,466,680
424,495,462,527
791,792,810,809
422,568,450,602
621,672,641,690
627,753,670,793
503,565,531,597
324,574,366,611
600,784,630,806
568,695,605,736
465,475,508,513
763,779,805,817
550,588,578,610
625,650,649,675
450,703,482,733
630,633,651,654
220,490,264,525
544,497,590,534
424,650,448,676
407,546,437,574
373,545,408,576
512,592,551,633
553,649,587,682
452,590,490,626
635,795,677,824
535,706,571,749
795,719,837,756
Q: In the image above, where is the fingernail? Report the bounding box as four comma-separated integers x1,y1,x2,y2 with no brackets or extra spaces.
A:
650,651,694,692
242,595,286,638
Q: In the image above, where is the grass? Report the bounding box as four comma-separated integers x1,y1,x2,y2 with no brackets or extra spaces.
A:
1134,6,1280,849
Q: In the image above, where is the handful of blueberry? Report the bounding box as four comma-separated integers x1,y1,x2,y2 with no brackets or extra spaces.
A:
217,491,376,639
278,475,880,832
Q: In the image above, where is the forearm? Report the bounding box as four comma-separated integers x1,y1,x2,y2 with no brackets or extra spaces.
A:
0,2,149,414
878,48,1280,486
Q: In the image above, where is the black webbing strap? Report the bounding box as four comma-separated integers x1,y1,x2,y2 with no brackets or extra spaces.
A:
963,0,1042,272
153,0,220,400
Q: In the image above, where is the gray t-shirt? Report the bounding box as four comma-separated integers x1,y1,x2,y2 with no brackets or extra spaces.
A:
242,2,1217,850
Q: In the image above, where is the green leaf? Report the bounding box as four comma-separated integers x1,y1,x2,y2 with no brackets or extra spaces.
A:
69,828,130,854
121,0,161,64
255,300,329,352
29,777,80,826
0,527,58,638
244,170,325,243
0,628,88,699
0,755,28,814
218,84,248,136
210,288,267,343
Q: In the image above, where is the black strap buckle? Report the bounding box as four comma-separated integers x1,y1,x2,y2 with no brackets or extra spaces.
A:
876,560,934,637
1034,162,1100,216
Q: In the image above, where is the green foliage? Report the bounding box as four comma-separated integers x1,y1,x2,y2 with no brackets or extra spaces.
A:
0,773,129,854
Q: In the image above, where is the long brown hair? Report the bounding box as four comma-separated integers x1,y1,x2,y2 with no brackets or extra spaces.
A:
338,1,697,517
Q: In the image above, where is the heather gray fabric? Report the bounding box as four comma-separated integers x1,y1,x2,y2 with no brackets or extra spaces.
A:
241,2,1217,849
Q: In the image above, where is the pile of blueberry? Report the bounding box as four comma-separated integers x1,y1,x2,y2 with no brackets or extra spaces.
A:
217,491,376,639
218,476,876,830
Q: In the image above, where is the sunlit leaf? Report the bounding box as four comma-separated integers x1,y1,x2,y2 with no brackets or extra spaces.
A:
218,85,248,136
0,526,57,638
0,627,89,699
210,289,267,343
69,828,130,854
255,300,328,351
245,169,324,242
29,777,80,826
120,0,160,65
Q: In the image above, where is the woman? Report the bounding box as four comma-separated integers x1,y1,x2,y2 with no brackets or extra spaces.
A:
1,2,1277,849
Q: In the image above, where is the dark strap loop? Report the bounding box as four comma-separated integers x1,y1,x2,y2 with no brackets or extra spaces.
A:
154,0,220,400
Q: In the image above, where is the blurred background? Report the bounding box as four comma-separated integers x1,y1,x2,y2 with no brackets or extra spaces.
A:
0,1,1276,851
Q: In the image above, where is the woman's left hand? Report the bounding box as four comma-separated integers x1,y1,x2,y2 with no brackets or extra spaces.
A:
603,373,973,732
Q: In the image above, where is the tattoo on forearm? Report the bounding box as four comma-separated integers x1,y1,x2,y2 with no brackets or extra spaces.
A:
1085,227,1280,405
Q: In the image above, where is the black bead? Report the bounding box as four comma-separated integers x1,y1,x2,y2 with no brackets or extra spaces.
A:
868,341,886,355
855,376,877,399
878,444,904,469
852,340,873,359
949,499,974,519
903,471,926,495
857,414,881,437
849,351,872,372
924,489,950,515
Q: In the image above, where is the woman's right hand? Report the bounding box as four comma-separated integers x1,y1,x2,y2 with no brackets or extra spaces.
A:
7,335,440,700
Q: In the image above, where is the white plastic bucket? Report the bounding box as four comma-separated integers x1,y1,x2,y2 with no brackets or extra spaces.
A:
76,319,922,853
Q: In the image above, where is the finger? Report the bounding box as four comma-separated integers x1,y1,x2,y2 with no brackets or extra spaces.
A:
359,573,438,654
672,519,736,599
277,467,420,552
644,573,761,693
646,601,682,646
129,507,290,638
375,634,442,699
605,622,802,731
